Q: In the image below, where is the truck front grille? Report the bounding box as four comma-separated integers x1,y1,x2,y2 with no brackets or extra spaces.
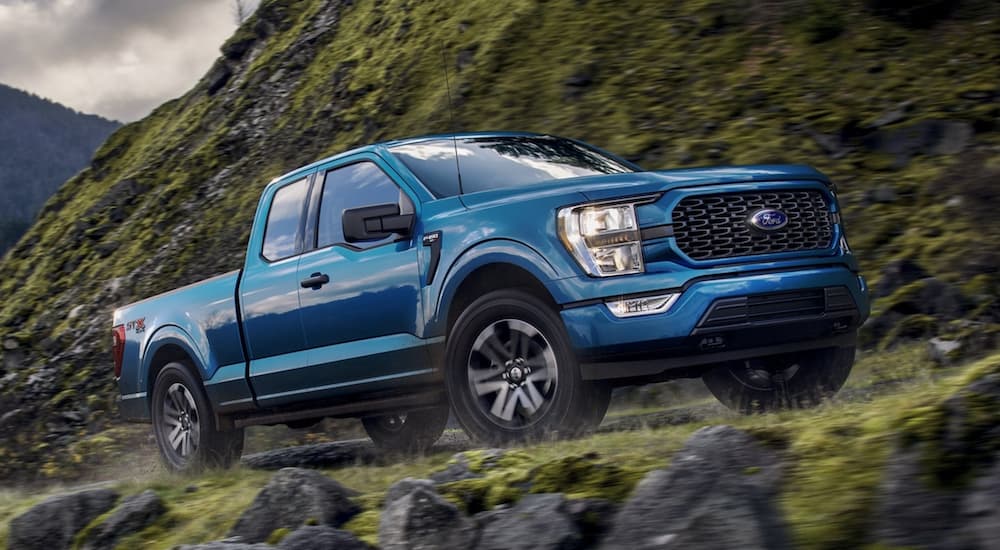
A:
672,189,833,261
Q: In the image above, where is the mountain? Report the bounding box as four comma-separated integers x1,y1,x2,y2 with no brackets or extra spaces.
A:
0,84,120,255
0,0,997,483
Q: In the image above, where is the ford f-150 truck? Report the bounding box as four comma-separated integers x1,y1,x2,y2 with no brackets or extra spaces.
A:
114,132,869,470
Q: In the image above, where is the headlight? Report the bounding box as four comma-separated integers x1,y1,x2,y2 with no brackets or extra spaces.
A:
558,200,648,277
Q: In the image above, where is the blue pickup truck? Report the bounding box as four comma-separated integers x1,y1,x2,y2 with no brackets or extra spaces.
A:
113,132,869,470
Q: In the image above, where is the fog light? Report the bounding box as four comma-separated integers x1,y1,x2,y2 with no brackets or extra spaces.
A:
606,292,679,318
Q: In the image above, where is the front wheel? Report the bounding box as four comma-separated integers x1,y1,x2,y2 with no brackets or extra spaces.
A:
445,290,611,444
362,404,449,452
702,346,856,414
151,363,244,471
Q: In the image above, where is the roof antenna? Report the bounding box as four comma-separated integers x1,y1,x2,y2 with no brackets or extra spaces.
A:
440,41,464,195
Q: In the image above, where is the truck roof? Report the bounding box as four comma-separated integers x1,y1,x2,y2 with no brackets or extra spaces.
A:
266,131,544,189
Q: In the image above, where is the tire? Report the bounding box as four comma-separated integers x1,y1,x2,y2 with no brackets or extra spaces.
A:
702,346,856,414
445,289,611,444
151,362,244,472
362,404,449,452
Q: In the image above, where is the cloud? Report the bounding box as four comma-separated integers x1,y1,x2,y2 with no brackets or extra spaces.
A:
0,0,255,121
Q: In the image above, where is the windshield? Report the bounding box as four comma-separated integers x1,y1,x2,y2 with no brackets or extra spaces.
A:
389,135,634,197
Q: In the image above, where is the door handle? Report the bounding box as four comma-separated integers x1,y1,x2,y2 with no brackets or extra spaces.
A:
300,273,330,288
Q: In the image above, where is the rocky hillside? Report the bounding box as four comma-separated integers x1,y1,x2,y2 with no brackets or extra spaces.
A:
0,0,998,482
1,350,998,549
0,84,119,255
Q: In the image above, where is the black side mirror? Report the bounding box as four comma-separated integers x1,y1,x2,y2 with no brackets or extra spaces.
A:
343,203,414,243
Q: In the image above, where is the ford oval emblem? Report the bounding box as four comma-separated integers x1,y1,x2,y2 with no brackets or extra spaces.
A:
749,209,788,231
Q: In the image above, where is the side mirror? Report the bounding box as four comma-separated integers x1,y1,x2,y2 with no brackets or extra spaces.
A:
342,203,414,243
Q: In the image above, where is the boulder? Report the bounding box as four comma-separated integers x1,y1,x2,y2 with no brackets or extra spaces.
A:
477,493,582,550
566,498,618,546
875,372,1000,548
385,477,437,505
82,490,166,550
8,488,119,550
379,486,477,550
278,525,369,550
228,468,360,543
600,425,790,550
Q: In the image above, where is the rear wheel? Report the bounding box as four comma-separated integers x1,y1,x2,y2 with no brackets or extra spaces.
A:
445,290,611,444
362,404,449,452
702,346,856,414
151,363,244,471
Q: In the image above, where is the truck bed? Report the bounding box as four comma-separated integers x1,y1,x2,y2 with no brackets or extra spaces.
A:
114,270,246,421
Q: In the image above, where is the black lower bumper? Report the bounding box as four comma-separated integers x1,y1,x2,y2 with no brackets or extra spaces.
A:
579,286,861,382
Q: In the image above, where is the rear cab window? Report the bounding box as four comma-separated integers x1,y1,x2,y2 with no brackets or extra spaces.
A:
262,178,310,261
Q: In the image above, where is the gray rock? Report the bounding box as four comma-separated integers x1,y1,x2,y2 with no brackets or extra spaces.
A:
228,468,360,543
875,258,928,298
870,100,914,128
600,425,790,550
477,493,582,550
927,337,962,365
379,486,477,550
82,489,165,550
430,449,507,484
385,477,437,505
962,459,1000,548
867,185,898,204
567,498,617,546
8,488,119,550
875,372,1000,549
875,446,960,548
862,119,973,161
278,525,369,550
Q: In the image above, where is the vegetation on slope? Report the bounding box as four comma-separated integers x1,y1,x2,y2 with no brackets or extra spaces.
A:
0,0,997,483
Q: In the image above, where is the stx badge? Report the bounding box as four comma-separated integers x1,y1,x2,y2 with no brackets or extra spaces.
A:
126,318,146,334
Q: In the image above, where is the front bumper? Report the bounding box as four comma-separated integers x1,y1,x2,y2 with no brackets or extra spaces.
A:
559,265,869,381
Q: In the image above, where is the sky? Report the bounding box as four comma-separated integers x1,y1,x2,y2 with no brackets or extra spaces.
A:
0,0,260,122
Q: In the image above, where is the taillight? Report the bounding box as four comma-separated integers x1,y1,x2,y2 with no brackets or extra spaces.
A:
112,325,126,379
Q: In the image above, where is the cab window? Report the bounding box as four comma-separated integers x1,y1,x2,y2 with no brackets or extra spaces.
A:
262,178,309,261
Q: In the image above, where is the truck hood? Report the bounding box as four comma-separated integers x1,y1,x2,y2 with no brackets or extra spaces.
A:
459,164,829,208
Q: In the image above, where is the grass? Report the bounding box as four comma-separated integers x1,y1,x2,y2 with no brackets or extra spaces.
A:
4,345,992,549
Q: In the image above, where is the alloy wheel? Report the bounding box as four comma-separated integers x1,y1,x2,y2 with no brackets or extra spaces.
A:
466,318,558,428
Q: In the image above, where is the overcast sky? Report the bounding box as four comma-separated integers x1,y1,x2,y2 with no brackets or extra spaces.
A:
0,0,259,122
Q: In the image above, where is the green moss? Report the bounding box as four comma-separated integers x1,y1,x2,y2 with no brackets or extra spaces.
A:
266,526,291,545
341,510,379,546
528,454,641,502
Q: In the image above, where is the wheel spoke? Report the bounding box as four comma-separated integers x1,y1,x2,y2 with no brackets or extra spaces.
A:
524,380,546,412
471,366,502,383
163,401,181,421
526,369,551,382
475,380,508,396
489,384,510,418
168,425,185,452
473,325,510,367
163,415,181,429
500,387,521,421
